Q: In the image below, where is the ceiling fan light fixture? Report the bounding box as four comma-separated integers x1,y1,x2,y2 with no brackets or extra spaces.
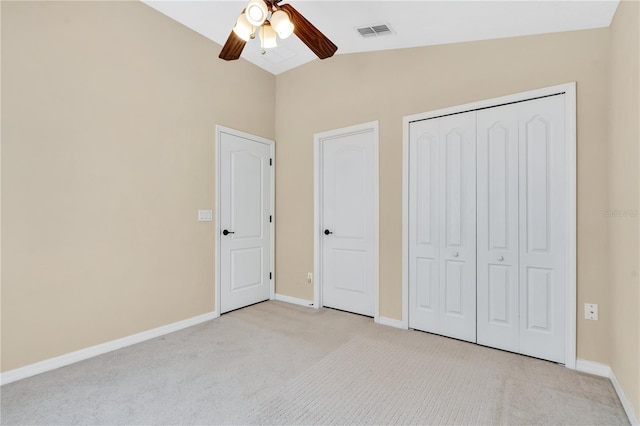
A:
232,11,253,42
270,10,294,39
259,22,278,49
246,0,268,26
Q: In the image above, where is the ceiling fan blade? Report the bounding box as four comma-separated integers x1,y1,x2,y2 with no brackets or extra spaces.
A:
280,3,337,60
218,30,247,61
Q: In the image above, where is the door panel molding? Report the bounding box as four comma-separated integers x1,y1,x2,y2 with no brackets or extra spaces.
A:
402,82,577,369
314,121,379,321
215,125,275,316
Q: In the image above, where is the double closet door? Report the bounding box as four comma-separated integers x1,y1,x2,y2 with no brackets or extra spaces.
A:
408,95,566,363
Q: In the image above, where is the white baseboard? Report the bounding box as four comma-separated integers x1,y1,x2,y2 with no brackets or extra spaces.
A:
610,367,639,425
0,311,218,386
576,358,638,425
376,316,405,329
575,359,612,377
274,293,314,307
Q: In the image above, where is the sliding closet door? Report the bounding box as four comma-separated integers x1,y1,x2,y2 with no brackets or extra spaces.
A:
476,104,520,352
518,95,566,363
409,112,476,343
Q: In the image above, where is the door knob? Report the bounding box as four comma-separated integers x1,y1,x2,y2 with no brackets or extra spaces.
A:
222,229,235,236
452,252,459,257
324,229,333,235
497,256,504,262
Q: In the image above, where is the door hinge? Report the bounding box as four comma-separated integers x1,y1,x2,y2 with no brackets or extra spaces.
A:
269,272,272,280
269,158,273,166
270,215,272,223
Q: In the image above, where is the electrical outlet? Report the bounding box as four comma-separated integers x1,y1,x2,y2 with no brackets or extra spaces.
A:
307,272,313,283
584,303,598,320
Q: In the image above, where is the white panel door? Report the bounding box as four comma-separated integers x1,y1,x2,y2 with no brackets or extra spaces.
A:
321,127,376,317
409,112,476,343
220,132,271,314
438,113,477,342
408,119,440,332
518,95,566,363
477,104,520,352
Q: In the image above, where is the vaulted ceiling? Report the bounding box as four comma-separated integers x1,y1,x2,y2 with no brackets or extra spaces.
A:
142,1,620,75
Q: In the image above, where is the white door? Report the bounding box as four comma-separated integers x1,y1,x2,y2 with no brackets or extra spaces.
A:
219,129,272,314
409,112,477,342
318,123,378,317
406,87,573,365
477,103,520,352
518,95,566,363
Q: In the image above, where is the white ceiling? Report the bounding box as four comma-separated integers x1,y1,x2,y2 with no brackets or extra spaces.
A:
142,0,620,75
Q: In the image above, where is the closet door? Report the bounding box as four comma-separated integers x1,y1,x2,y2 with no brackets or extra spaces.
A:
409,112,476,343
408,119,440,333
477,104,520,352
518,95,566,363
438,113,477,342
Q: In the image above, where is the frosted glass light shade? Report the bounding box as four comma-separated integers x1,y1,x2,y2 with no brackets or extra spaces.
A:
270,10,293,39
232,12,253,41
260,23,277,49
246,0,268,26
277,21,294,39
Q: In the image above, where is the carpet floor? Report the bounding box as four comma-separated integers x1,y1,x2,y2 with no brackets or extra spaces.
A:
0,301,629,425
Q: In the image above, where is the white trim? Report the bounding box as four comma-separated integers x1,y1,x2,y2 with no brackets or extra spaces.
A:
610,368,640,425
401,115,411,330
576,359,639,425
563,82,577,370
376,316,405,329
270,141,276,302
274,293,314,307
0,311,217,386
313,121,380,320
401,82,578,367
215,126,275,316
575,358,612,377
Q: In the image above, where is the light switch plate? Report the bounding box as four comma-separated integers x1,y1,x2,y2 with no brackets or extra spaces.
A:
198,210,213,221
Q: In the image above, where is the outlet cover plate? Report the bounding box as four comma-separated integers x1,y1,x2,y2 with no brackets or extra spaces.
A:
584,303,598,320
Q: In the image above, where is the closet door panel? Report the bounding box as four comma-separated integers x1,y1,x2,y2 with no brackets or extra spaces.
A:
518,95,566,363
408,120,441,332
438,112,476,343
477,104,520,352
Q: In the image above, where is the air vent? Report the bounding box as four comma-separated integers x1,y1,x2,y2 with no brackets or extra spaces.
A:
356,23,394,38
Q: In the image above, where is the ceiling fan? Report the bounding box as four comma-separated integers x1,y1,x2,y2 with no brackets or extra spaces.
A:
219,0,338,61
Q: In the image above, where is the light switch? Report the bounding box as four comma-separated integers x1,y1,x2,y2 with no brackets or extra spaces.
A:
198,210,213,221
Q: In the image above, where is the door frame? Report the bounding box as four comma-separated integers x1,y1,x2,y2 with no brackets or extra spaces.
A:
313,121,380,321
215,125,275,317
401,82,577,369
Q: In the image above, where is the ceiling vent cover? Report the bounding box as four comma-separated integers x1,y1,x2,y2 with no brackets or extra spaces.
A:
356,23,394,38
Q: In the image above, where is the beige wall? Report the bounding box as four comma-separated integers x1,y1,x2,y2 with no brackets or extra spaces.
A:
1,1,275,371
2,2,637,412
608,0,640,417
275,29,612,363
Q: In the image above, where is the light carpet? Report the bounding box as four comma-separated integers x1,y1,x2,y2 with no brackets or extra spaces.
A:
0,301,629,425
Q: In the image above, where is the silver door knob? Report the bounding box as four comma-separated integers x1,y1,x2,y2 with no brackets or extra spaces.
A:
453,252,459,257
497,256,504,262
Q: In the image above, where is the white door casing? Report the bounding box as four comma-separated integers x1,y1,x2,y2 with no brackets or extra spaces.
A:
409,112,477,343
314,121,379,318
477,103,520,352
216,126,274,315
